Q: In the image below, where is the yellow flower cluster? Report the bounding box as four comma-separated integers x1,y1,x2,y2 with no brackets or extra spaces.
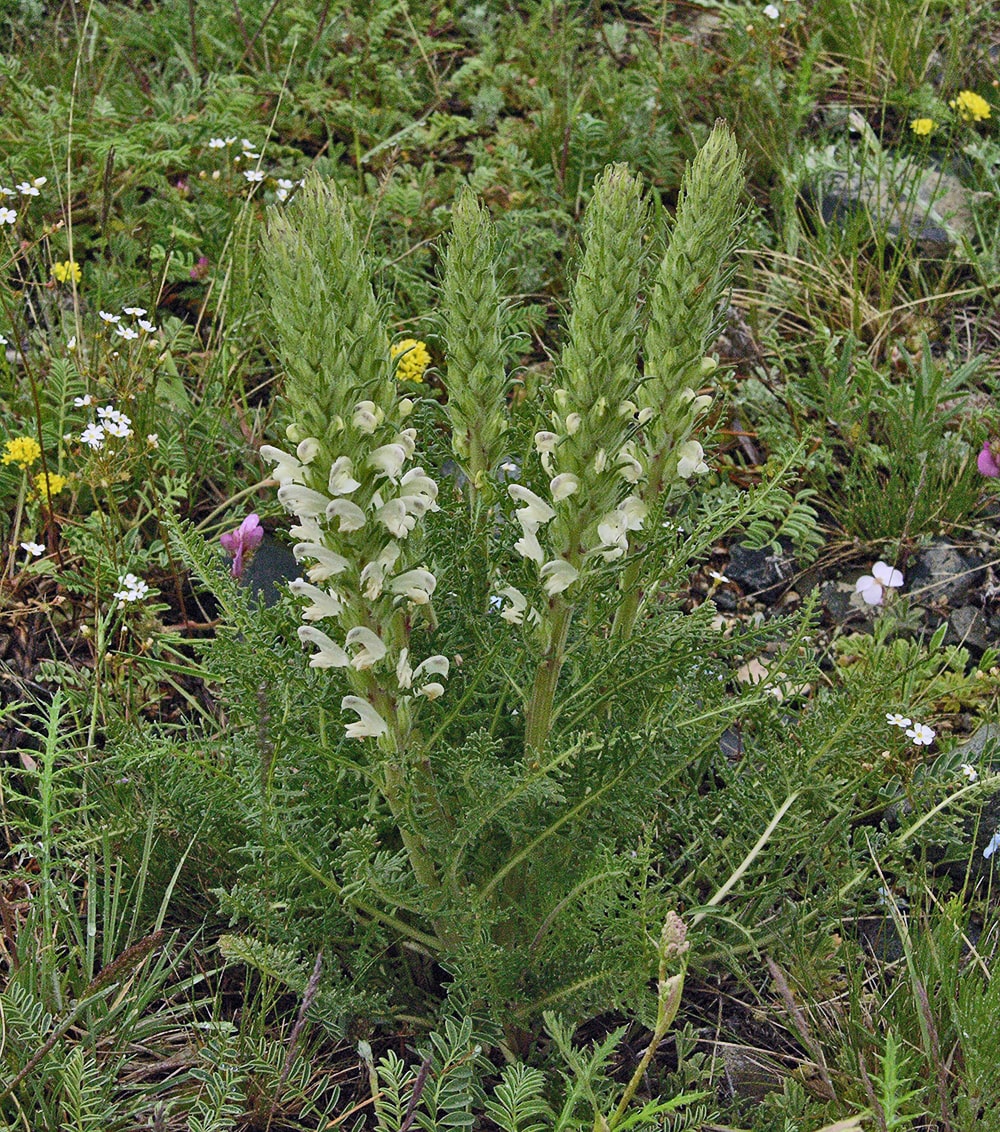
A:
34,470,68,496
950,90,991,122
910,118,936,136
2,435,41,470
51,260,82,284
390,338,431,384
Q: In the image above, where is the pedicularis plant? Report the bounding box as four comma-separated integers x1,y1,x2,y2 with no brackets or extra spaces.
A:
216,124,790,1026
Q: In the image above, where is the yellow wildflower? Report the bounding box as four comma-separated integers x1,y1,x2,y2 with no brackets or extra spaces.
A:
910,118,936,137
390,338,431,384
34,470,68,496
950,90,991,122
51,259,82,284
2,435,42,470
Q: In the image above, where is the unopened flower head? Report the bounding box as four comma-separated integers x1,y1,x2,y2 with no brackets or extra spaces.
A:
2,436,41,470
390,339,431,384
950,90,991,122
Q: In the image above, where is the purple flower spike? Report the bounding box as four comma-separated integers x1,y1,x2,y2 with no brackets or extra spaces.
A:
978,440,1000,478
220,513,264,578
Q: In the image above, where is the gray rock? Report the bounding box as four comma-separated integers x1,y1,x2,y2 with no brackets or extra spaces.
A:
726,543,795,602
804,146,988,257
946,606,993,655
241,536,298,606
908,539,984,605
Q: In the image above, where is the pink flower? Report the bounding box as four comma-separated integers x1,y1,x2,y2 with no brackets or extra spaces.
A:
978,440,1000,478
220,513,264,578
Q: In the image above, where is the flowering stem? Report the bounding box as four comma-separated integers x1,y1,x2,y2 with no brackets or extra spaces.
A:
524,602,574,758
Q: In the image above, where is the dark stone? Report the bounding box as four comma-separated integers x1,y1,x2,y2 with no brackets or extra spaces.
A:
907,540,983,605
725,543,795,603
241,536,298,607
946,606,992,655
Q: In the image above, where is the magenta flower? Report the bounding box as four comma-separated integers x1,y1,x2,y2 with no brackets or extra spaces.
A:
978,440,1000,478
220,513,264,578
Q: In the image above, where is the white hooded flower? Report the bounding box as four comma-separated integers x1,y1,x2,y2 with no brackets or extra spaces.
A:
534,430,559,453
549,473,579,501
298,625,350,668
509,484,556,529
388,568,437,604
360,541,402,600
514,528,545,564
416,682,445,701
497,585,528,625
289,578,344,621
413,654,450,682
278,483,330,519
261,444,304,485
293,542,351,581
345,626,387,670
540,558,579,596
328,456,362,496
341,696,389,739
326,498,367,532
597,511,629,560
617,447,644,484
352,400,383,434
370,443,407,482
375,497,417,539
399,467,439,516
296,437,320,464
676,440,708,479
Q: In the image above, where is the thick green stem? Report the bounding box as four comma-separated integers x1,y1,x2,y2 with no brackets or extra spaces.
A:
524,602,574,758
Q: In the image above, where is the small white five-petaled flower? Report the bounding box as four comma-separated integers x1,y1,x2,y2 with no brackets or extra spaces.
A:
20,541,45,557
905,722,935,746
960,763,979,782
113,573,150,606
886,713,911,728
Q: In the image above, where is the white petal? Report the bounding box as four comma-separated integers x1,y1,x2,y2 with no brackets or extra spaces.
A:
508,484,555,526
376,498,416,538
514,528,545,564
396,647,413,689
370,443,407,481
341,695,388,739
872,561,904,588
534,430,559,453
296,437,320,464
676,441,708,479
412,654,450,681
